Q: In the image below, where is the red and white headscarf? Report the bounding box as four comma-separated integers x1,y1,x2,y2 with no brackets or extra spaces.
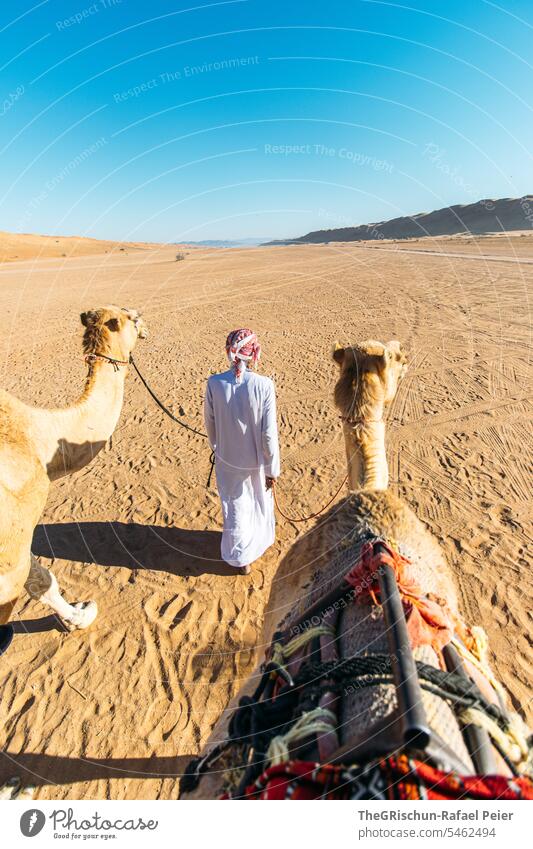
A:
226,328,261,382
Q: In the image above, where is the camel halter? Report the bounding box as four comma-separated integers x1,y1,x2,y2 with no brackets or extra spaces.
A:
85,352,129,372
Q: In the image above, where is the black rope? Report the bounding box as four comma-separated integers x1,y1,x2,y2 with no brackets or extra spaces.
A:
294,655,508,728
206,451,216,487
130,354,216,487
226,655,509,755
129,354,208,438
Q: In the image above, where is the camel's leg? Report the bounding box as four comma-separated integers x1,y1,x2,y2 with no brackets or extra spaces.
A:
0,598,17,626
25,556,98,631
0,601,15,655
0,777,35,800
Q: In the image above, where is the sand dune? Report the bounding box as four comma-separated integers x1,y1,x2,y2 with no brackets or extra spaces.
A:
0,231,178,264
0,237,531,799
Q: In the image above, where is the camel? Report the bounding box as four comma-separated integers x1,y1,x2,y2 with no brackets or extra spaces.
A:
0,305,148,638
181,340,529,799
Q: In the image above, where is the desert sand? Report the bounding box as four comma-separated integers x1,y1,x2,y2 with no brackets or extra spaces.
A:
0,234,531,799
0,231,173,264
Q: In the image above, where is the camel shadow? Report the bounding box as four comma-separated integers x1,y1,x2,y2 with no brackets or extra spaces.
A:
0,751,192,788
32,522,235,578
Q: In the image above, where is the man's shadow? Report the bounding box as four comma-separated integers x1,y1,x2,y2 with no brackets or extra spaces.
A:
32,522,235,578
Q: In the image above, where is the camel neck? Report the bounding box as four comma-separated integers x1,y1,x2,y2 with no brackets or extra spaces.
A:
35,358,128,480
343,417,388,491
80,357,127,403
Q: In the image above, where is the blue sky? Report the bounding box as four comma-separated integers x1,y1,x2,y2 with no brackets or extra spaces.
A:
1,0,532,241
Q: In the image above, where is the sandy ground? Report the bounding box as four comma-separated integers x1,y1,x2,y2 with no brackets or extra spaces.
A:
0,236,531,799
366,233,533,261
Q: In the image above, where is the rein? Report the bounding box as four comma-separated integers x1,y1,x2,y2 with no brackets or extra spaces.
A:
270,413,386,523
85,352,214,475
85,352,129,371
129,354,208,439
116,354,216,486
272,474,348,523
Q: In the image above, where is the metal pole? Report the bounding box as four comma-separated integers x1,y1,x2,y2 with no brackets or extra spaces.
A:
376,544,431,750
442,643,496,774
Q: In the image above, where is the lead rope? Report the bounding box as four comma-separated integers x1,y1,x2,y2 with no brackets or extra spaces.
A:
129,354,215,485
272,474,348,523
129,354,208,438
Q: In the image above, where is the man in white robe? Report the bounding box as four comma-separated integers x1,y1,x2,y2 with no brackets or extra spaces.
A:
204,329,280,573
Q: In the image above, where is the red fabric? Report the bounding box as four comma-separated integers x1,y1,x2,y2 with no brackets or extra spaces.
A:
225,328,261,381
228,757,533,800
344,541,455,650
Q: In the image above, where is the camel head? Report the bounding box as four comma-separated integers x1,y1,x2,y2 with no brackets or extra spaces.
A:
332,339,407,419
80,305,148,361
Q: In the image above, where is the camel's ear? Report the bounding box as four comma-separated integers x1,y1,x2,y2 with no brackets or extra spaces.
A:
377,348,393,369
387,340,403,357
368,345,396,371
80,310,100,327
121,307,138,320
332,343,345,366
105,317,121,332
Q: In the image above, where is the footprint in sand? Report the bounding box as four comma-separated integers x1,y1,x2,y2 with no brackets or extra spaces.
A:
144,594,193,632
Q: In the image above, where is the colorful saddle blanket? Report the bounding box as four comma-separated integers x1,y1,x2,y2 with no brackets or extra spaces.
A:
227,755,533,801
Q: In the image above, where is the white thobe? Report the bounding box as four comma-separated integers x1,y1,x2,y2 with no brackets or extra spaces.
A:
204,366,281,568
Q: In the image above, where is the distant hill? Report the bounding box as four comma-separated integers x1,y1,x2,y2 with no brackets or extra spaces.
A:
183,237,272,248
0,231,161,263
264,196,533,245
